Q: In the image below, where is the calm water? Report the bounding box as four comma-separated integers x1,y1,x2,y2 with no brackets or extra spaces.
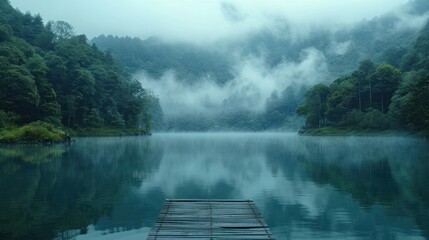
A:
0,133,428,240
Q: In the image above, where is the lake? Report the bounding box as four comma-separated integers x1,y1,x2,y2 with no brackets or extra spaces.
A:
0,133,428,240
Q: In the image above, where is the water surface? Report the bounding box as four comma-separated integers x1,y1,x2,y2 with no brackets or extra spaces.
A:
0,133,428,239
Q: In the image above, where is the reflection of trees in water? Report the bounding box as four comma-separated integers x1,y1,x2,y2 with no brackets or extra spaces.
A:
0,137,161,240
263,137,429,238
0,144,66,166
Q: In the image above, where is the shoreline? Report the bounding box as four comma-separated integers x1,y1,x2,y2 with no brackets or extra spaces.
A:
298,127,427,137
1,126,426,144
0,122,151,144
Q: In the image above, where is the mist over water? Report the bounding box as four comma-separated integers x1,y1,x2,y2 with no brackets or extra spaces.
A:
1,134,428,239
2,1,429,239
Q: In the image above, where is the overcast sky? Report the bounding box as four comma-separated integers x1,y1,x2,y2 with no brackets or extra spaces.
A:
10,0,409,43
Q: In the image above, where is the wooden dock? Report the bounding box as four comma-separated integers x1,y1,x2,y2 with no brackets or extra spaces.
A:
147,199,275,239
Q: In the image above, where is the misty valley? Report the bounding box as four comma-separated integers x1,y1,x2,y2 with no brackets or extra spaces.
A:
1,0,429,239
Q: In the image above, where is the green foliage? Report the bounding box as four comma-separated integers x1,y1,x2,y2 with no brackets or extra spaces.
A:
0,42,26,64
373,64,401,113
89,7,427,131
0,24,12,42
359,109,390,130
47,20,75,42
403,76,429,132
83,108,103,128
326,75,357,124
104,100,125,128
299,19,429,135
340,109,363,127
67,127,148,136
0,110,20,128
0,1,157,137
0,64,39,122
27,54,62,124
142,90,163,131
298,61,401,131
263,84,307,129
91,35,234,84
388,70,425,128
388,20,429,134
297,84,330,128
300,127,357,136
0,121,65,143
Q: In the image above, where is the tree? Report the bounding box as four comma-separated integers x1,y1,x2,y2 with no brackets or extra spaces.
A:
0,1,156,131
359,109,390,130
73,68,96,125
298,62,400,131
0,42,26,65
27,55,61,124
0,24,12,42
141,90,163,131
358,60,376,109
120,80,146,128
297,84,330,128
83,108,103,128
373,64,401,113
0,64,39,123
104,99,125,128
48,21,75,42
403,75,429,132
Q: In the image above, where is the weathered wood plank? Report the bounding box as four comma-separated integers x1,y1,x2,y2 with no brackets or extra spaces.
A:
148,199,274,240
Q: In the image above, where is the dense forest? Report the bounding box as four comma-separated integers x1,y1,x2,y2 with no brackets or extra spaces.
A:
91,0,429,132
0,0,159,139
92,34,314,131
297,20,429,135
1,0,428,134
91,35,234,85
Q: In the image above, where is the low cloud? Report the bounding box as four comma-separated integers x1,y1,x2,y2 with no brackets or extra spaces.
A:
328,41,352,56
393,9,429,31
9,0,428,121
136,48,328,117
10,0,409,44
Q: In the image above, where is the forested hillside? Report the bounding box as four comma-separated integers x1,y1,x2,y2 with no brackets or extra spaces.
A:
91,0,429,132
2,0,428,134
297,20,429,135
92,1,427,84
92,35,234,85
0,0,158,137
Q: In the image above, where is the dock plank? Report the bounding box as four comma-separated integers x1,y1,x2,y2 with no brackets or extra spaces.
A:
148,199,274,240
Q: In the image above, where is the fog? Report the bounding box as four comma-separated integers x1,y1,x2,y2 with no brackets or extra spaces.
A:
136,48,328,116
11,0,409,43
9,0,429,127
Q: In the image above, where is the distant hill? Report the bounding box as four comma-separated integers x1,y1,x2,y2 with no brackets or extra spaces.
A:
91,4,428,131
91,35,234,85
92,9,425,84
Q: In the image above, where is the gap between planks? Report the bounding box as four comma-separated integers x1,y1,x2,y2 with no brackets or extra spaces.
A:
148,199,275,240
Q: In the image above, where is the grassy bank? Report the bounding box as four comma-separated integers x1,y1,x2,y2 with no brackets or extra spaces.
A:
0,122,66,143
299,127,408,136
0,122,150,143
66,127,149,137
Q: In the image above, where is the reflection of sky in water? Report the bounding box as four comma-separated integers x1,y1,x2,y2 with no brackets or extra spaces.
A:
76,225,150,240
138,133,329,218
76,133,428,240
